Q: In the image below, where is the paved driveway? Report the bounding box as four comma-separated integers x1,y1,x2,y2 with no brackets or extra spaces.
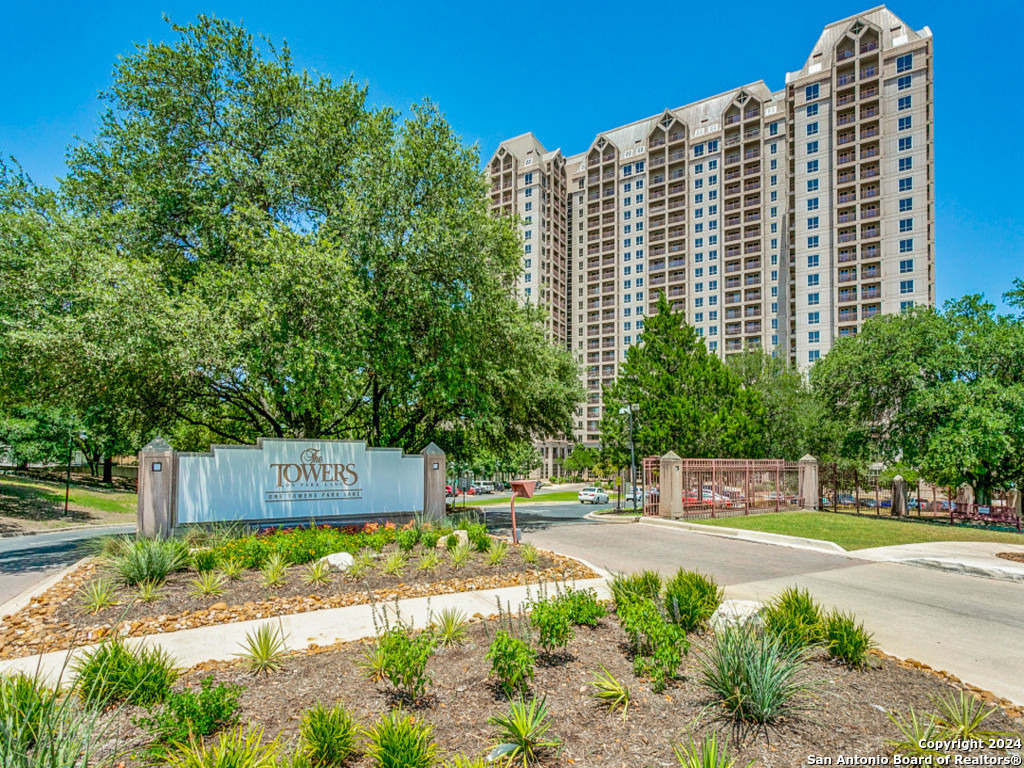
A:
529,519,1024,705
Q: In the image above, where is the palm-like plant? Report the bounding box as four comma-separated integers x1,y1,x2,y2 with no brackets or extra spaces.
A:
488,697,560,767
234,623,289,675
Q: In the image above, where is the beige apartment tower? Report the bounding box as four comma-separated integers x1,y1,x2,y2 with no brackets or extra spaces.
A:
487,6,934,455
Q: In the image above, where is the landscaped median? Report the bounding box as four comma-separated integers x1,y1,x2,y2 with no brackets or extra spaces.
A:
1,559,1022,767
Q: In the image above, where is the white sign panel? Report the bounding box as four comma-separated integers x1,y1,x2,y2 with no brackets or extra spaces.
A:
176,439,424,524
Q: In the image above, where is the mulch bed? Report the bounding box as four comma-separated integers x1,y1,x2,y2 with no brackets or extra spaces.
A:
98,614,1024,768
997,552,1024,564
0,544,597,659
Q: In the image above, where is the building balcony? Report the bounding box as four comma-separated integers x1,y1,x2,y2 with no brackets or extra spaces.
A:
839,291,857,303
838,251,857,263
725,134,741,147
860,67,877,79
837,94,856,106
839,272,857,283
839,213,856,223
837,73,856,86
726,154,741,165
861,208,879,219
839,192,857,203
649,137,666,148
725,114,741,125
860,41,878,53
838,133,856,145
837,49,855,61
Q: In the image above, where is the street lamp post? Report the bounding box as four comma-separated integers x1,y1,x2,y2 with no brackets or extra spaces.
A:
619,404,639,515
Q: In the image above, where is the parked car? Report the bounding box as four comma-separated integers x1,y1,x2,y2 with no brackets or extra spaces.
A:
622,488,643,503
534,480,546,489
474,482,496,494
578,487,610,504
445,485,454,496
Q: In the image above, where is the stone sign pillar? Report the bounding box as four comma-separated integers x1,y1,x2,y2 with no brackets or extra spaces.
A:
659,451,683,519
798,454,819,510
137,436,176,539
421,443,446,522
891,475,907,517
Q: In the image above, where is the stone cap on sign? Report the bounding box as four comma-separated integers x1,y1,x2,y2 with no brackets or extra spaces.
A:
141,436,173,453
661,450,681,460
422,442,445,455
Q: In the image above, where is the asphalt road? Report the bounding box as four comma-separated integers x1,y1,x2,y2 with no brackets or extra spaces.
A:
0,524,135,607
528,520,1024,705
469,497,616,534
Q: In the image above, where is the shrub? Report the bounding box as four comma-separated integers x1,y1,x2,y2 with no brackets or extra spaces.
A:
191,548,219,573
419,528,441,549
673,733,752,768
74,639,179,707
417,551,441,571
299,701,360,767
396,527,420,552
556,588,607,627
449,543,472,569
488,697,559,767
365,709,437,768
610,570,662,608
432,607,469,648
761,587,823,650
235,623,289,675
381,551,408,577
220,558,244,580
445,756,488,768
664,570,724,633
467,524,490,553
134,676,241,749
696,622,818,726
822,610,875,669
189,571,227,598
618,598,689,692
519,543,540,565
932,690,1011,741
486,540,509,566
588,667,630,718
529,599,574,656
114,537,190,586
78,579,119,614
137,578,164,603
378,625,436,701
0,673,55,751
487,630,536,697
164,724,283,768
303,559,332,586
262,553,289,588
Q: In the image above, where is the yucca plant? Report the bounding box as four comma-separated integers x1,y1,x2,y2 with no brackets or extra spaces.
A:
519,543,540,565
220,558,244,581
262,553,289,588
932,690,1012,741
673,732,753,768
347,551,374,579
78,579,119,614
381,551,408,577
114,537,190,586
299,701,361,767
432,607,469,648
360,643,387,683
136,578,164,603
487,540,510,566
417,550,441,571
885,708,948,759
189,570,227,598
488,697,560,767
588,666,631,719
235,623,289,675
449,543,473,570
303,558,332,586
164,724,283,768
365,708,437,768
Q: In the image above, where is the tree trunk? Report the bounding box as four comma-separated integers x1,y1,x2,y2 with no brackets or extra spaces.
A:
103,456,113,485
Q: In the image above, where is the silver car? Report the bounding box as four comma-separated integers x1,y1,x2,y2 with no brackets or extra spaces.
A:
578,487,610,504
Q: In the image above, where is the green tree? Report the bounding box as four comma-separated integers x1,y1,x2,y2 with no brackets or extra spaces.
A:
600,293,767,459
811,295,1024,503
3,17,582,457
562,444,597,480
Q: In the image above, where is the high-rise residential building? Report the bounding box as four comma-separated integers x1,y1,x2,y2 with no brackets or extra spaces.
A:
486,6,933,453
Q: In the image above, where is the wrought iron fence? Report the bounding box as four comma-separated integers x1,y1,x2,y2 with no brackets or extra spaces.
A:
642,457,803,519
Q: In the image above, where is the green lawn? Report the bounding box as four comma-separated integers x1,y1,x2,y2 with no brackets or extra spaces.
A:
462,490,620,506
692,511,1024,551
0,475,137,518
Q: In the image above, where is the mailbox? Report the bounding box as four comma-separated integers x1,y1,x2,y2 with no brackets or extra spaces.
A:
510,480,536,499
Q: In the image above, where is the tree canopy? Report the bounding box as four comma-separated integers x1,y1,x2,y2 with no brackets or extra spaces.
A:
0,17,582,461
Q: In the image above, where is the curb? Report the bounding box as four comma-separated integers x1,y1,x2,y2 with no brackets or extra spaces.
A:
0,523,136,540
638,517,850,556
879,557,1024,585
583,512,639,524
0,557,92,618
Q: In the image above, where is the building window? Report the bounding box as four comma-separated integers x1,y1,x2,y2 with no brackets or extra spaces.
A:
898,95,912,111
900,279,914,294
693,144,705,157
808,236,819,248
899,218,913,233
808,274,820,287
808,216,819,230
525,201,532,212
899,136,913,151
899,238,913,253
622,164,633,176
524,258,532,268
809,311,820,324
769,122,779,136
708,160,717,170
524,245,532,254
524,230,531,239
707,140,718,152
899,258,914,273
524,188,532,197
807,179,819,192
807,255,819,267
807,160,819,173
899,178,913,192
806,121,819,136
524,172,533,184
808,292,820,306
807,140,819,154
809,350,820,362
896,53,913,73
899,157,913,172
897,74,912,90
807,198,819,211
900,300,915,312
624,280,632,289
524,287,531,296
807,103,819,117
898,116,912,131
809,331,820,344
805,83,820,100
899,197,913,212
636,161,645,172
524,273,531,282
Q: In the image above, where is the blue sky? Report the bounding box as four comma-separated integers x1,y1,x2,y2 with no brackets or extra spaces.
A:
2,0,1022,311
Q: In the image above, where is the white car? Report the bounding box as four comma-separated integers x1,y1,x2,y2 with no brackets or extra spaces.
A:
578,487,610,504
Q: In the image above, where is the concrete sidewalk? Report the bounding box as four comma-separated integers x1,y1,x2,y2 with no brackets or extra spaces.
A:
0,574,610,684
850,541,1024,583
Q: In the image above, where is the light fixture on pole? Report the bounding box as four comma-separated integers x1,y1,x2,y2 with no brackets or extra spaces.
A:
618,404,639,515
